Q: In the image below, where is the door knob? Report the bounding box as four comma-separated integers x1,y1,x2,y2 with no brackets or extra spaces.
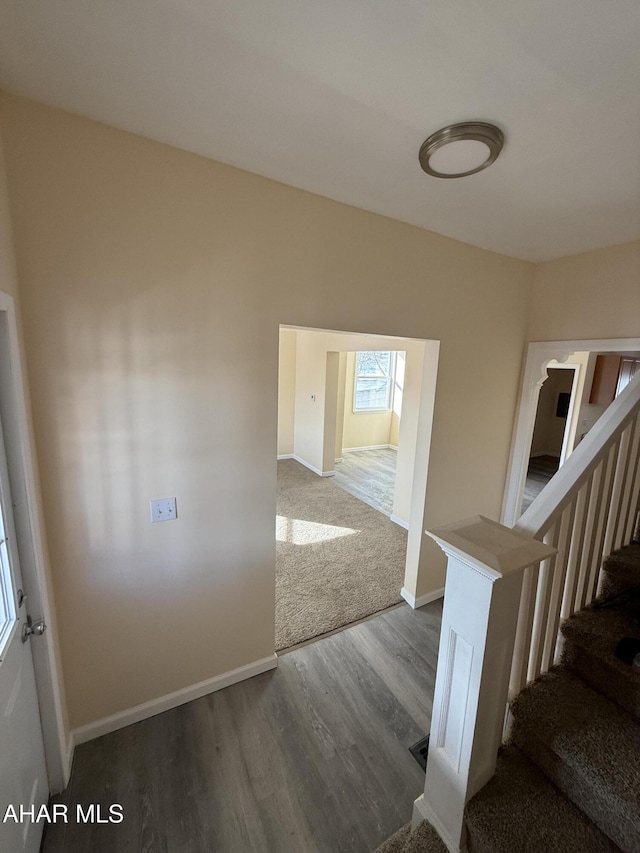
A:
21,615,47,643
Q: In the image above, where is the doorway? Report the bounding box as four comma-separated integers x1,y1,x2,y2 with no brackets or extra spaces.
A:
503,338,640,525
275,325,438,650
0,406,48,853
332,348,404,518
0,290,68,847
522,365,578,512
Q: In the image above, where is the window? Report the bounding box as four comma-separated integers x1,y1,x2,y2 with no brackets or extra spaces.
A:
0,503,16,659
353,351,396,412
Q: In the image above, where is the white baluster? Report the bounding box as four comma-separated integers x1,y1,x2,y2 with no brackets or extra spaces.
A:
574,477,595,610
561,483,589,619
622,412,640,544
604,426,632,555
618,415,640,545
509,563,538,697
542,503,573,666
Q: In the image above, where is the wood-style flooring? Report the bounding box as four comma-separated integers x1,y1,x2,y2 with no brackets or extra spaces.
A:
43,601,442,853
521,455,559,513
333,448,397,516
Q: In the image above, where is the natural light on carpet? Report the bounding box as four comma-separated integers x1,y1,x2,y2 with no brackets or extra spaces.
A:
276,515,360,545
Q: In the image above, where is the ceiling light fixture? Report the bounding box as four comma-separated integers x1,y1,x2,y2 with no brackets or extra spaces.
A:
419,122,504,178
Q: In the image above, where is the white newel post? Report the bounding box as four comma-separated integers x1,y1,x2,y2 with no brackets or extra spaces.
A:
412,516,556,853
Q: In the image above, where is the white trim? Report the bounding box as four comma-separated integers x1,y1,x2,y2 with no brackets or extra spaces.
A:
63,736,75,782
401,586,445,609
342,444,394,453
353,350,396,414
0,291,70,793
72,654,278,745
502,337,640,527
388,444,398,451
390,514,409,530
277,454,294,460
291,455,335,477
412,794,465,852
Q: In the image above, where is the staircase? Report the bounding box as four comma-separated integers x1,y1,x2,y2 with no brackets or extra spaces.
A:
376,373,640,853
376,540,640,853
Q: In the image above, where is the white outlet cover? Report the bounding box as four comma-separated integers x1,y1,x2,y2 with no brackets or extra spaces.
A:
150,497,177,523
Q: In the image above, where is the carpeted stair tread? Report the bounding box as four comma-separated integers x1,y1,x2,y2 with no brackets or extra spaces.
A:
465,746,618,853
510,667,640,851
374,821,447,853
599,542,640,600
561,603,640,719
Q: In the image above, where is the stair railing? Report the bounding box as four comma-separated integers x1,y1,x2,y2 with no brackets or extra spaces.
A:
412,375,640,853
511,372,640,694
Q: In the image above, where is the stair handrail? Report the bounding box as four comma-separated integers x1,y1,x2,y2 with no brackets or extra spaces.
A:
508,374,640,699
515,374,640,540
412,375,640,853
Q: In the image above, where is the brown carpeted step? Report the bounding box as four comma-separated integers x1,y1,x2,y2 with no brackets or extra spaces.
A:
374,820,447,853
510,667,640,852
465,746,618,853
561,602,640,720
598,542,640,600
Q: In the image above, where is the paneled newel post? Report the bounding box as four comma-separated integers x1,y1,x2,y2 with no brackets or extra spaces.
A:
412,516,556,853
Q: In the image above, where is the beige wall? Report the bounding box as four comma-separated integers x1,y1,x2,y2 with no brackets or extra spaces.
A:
529,241,640,341
292,329,328,472
392,342,431,525
277,329,296,456
0,127,19,302
0,93,534,729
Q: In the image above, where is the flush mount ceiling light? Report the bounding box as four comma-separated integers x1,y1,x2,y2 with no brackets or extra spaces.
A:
419,122,504,178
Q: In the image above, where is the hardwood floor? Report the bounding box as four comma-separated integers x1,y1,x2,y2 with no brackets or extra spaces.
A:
333,448,397,516
521,455,559,513
43,601,442,853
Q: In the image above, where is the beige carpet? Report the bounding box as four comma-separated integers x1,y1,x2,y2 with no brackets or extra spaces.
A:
276,459,407,650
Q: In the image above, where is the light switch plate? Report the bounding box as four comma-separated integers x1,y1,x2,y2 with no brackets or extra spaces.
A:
150,497,177,523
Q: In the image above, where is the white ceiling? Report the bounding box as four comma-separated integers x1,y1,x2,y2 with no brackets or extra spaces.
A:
1,0,639,262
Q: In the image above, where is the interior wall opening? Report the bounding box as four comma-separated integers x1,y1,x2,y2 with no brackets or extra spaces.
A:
522,364,577,512
275,324,438,651
506,341,640,523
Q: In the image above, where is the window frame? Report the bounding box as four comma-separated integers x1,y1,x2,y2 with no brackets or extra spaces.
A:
352,350,396,414
0,528,17,662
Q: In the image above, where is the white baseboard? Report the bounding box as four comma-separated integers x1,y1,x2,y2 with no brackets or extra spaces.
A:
292,455,335,477
390,514,409,530
71,654,278,746
342,444,394,453
401,586,445,609
277,454,294,460
388,444,398,451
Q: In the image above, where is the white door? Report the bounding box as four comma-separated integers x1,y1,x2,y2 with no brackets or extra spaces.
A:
0,408,49,853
